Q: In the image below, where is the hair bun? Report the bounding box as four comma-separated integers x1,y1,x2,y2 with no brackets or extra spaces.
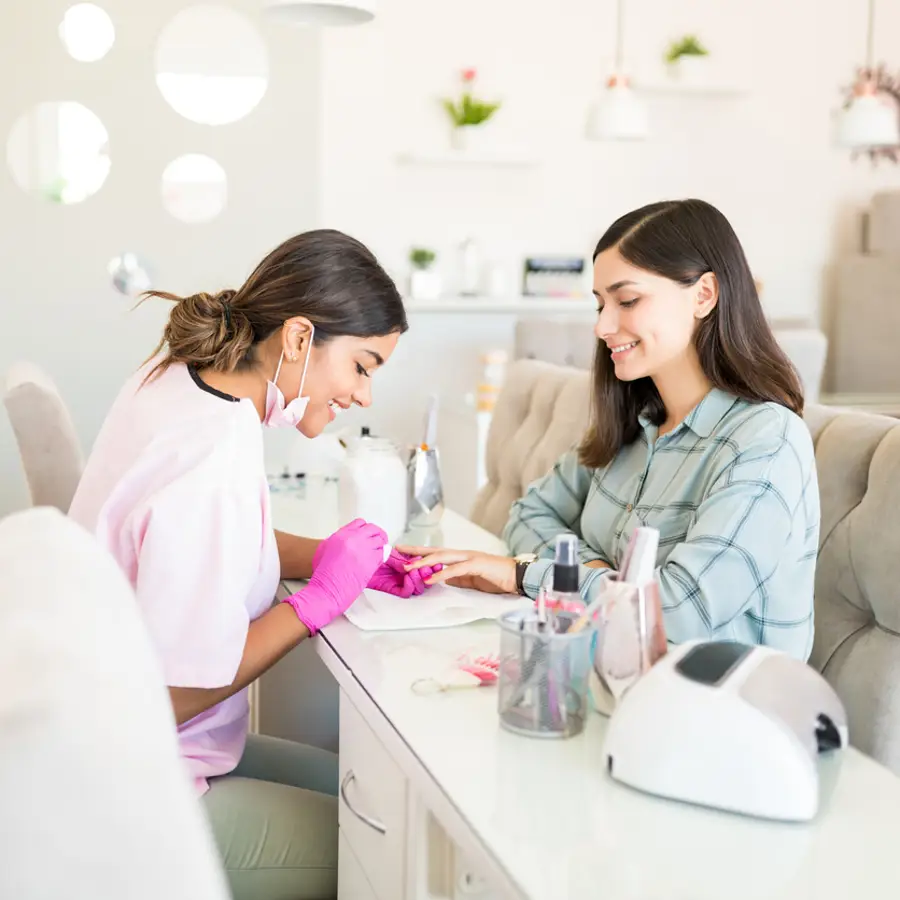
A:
180,290,234,323
148,287,254,375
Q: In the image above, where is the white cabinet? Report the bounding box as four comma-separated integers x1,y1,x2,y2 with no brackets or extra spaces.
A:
337,688,501,900
406,802,502,900
338,829,379,900
338,690,409,900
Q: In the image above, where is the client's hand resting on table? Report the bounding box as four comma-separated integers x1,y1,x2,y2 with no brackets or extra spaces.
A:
399,548,516,594
399,547,611,594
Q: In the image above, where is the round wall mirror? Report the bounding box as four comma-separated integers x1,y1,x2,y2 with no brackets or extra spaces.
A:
161,153,228,223
59,3,115,62
6,102,110,204
155,5,269,126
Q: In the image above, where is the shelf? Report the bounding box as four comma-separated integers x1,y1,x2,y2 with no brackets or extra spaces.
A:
395,149,540,167
403,295,595,315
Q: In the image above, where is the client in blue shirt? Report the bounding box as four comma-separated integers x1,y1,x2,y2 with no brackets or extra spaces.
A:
404,198,819,661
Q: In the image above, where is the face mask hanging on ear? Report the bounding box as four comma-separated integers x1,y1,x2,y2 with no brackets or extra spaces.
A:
264,324,314,429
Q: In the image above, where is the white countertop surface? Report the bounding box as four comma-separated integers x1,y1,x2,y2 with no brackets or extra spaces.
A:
275,481,900,900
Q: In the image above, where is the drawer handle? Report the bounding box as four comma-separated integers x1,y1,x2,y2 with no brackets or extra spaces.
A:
340,769,387,835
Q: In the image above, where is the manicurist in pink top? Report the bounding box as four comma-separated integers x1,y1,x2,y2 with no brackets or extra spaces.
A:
69,230,436,900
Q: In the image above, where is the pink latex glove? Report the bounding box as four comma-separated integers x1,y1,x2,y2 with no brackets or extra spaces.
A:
367,549,442,598
284,519,387,634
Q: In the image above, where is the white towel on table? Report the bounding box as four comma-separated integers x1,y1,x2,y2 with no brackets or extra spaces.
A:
343,583,529,631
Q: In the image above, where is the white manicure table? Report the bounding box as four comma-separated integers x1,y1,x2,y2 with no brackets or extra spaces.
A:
272,479,900,900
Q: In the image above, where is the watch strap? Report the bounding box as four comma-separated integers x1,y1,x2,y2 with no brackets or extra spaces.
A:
515,559,531,596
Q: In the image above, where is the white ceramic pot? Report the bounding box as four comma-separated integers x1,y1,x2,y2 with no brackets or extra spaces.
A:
668,55,709,86
338,435,408,542
450,123,489,152
409,268,442,301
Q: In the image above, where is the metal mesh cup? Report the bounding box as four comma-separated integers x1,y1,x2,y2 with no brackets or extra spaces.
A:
497,608,595,739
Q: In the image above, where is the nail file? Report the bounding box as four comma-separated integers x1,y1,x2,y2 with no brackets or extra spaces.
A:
618,529,638,583
621,527,659,586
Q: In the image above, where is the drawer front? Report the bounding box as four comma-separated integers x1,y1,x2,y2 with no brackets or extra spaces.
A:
339,690,408,900
338,829,379,900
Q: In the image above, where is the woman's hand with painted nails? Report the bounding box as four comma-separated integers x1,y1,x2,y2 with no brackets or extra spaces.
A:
397,547,516,595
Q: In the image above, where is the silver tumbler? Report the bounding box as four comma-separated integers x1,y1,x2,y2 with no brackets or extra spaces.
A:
406,446,444,531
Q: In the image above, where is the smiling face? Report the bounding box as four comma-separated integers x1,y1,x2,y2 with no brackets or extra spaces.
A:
592,246,716,383
273,324,401,438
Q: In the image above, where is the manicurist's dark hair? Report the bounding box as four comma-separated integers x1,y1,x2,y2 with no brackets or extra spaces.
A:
143,229,407,379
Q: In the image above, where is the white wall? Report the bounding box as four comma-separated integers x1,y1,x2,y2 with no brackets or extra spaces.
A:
319,0,900,322
0,0,322,515
5,0,900,517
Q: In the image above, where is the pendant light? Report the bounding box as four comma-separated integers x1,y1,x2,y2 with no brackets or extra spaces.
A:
586,0,648,141
262,0,376,27
836,0,899,149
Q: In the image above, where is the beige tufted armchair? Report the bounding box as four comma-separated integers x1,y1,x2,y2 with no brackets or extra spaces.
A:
472,359,900,774
470,362,591,536
805,404,900,772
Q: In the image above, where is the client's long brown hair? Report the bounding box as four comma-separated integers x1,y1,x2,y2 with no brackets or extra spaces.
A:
579,199,803,469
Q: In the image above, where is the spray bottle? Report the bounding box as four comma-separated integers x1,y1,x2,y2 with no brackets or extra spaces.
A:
538,533,584,629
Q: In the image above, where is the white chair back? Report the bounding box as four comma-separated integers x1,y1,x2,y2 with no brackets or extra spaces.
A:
3,361,84,511
0,507,229,900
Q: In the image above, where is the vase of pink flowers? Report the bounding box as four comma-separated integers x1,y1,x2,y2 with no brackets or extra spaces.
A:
442,68,501,152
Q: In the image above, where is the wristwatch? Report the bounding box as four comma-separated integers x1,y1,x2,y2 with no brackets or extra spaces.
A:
513,553,538,596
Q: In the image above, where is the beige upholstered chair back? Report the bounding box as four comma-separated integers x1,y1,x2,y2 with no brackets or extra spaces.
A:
513,317,596,371
470,361,590,536
3,362,84,512
804,404,900,772
472,359,900,774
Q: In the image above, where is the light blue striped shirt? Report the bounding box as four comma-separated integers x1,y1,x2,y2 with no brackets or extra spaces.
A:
504,389,819,660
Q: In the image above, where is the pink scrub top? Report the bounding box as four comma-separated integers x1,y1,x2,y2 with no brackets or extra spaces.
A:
69,361,281,794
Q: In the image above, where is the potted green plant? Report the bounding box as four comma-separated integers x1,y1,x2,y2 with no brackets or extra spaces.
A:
408,246,441,301
664,34,709,85
442,68,501,151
